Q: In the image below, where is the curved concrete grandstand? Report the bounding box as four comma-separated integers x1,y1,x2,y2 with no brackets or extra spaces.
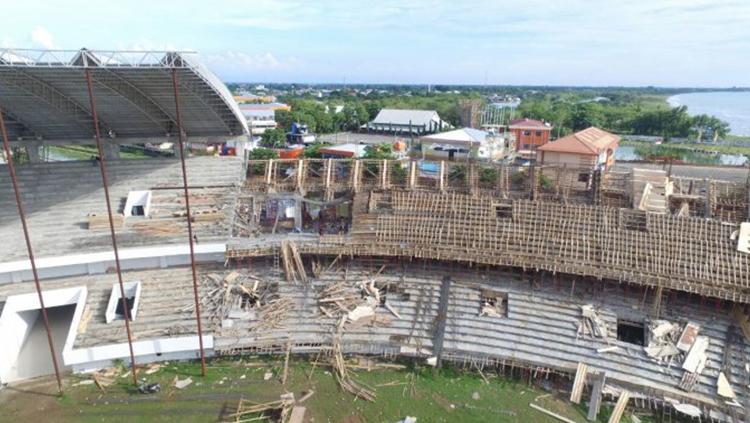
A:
2,155,750,421
0,48,247,146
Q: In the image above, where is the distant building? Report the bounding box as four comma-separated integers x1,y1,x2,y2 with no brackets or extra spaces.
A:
420,128,511,162
239,102,291,112
508,118,553,152
241,108,277,136
318,143,368,159
364,109,451,135
537,126,620,172
233,94,276,103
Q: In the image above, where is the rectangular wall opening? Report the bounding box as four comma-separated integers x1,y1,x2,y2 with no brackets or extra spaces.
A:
0,286,87,384
480,289,508,317
494,202,513,219
123,190,152,218
106,281,141,324
617,319,645,345
11,305,76,381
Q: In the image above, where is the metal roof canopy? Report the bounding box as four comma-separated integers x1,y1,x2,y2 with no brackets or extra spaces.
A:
0,48,248,145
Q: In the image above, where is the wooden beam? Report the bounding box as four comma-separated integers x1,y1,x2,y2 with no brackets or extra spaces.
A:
607,391,631,423
569,362,588,404
587,372,606,421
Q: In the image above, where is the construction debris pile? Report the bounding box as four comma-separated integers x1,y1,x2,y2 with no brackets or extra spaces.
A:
225,393,298,423
317,276,399,327
643,320,683,362
231,195,261,238
578,304,608,338
642,320,713,394
280,240,307,283
332,317,377,402
200,271,292,332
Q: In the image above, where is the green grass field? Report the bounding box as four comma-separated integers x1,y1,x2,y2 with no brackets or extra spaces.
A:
48,145,150,161
0,357,653,423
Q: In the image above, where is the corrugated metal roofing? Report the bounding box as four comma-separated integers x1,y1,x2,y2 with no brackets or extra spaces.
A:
421,127,489,144
0,48,247,142
371,109,441,127
537,127,619,155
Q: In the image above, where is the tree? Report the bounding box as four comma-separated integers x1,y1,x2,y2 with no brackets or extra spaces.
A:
275,109,294,131
260,128,286,148
247,147,278,174
691,114,729,142
363,144,394,159
303,142,332,158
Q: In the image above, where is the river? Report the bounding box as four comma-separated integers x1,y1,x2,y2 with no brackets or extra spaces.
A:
667,91,750,136
616,145,748,166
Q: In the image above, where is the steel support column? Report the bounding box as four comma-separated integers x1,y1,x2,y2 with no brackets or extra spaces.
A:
84,68,139,386
171,68,207,376
0,108,64,395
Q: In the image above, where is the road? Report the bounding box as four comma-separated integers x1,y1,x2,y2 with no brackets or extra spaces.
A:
614,162,750,182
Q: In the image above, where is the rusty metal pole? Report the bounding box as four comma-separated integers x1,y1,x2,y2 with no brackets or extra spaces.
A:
84,68,139,386
171,68,207,376
0,109,64,395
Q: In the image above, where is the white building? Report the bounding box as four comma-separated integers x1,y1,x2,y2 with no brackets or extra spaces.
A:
420,128,510,161
364,109,451,135
240,108,277,136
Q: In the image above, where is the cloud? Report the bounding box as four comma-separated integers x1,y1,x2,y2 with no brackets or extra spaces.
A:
204,51,290,70
30,26,55,49
202,50,301,80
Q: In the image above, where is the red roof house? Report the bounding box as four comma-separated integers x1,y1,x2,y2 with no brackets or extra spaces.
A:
537,127,619,171
508,118,552,153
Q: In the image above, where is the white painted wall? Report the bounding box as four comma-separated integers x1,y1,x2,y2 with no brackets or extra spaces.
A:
66,335,214,373
123,190,152,217
0,286,87,384
105,281,142,324
0,243,226,284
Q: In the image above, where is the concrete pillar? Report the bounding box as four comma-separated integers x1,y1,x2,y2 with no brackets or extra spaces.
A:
296,159,304,192
352,160,360,192
439,161,445,191
381,159,388,189
103,141,120,160
26,142,42,163
294,198,303,230
409,161,417,189
265,159,274,186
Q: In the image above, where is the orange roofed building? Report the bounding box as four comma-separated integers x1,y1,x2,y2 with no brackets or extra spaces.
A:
537,127,620,172
508,118,553,153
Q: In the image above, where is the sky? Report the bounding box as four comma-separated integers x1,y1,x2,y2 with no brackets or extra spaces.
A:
3,0,750,87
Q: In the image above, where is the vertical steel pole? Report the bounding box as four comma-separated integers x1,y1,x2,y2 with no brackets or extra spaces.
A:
0,109,64,395
84,69,139,386
171,68,207,376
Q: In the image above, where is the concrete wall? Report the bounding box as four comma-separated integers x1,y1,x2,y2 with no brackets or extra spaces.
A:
0,243,226,284
66,335,214,373
0,286,87,384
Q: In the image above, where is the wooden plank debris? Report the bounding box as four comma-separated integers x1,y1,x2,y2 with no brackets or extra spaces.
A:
569,362,588,404
607,391,631,423
682,336,709,373
288,406,306,423
87,213,124,230
586,372,606,421
281,342,291,385
676,322,700,352
717,372,737,399
529,403,578,423
332,316,376,402
578,305,607,338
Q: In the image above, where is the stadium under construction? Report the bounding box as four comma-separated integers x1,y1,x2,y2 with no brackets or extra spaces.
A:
1,48,750,423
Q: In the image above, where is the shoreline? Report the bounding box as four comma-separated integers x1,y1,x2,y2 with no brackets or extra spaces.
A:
666,91,750,137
